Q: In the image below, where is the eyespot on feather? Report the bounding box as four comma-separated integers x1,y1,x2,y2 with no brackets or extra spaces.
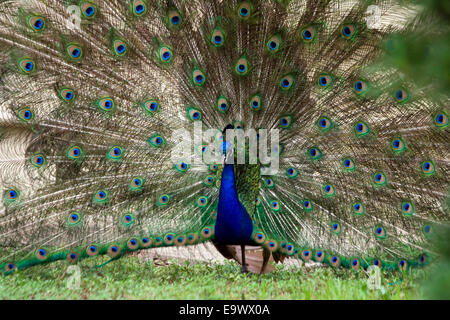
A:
30,153,46,168
107,244,121,258
66,145,84,161
96,97,115,113
59,88,76,103
279,74,294,91
66,43,84,61
192,69,206,86
148,133,166,148
80,1,97,19
167,9,182,28
67,212,82,227
4,188,20,205
158,46,173,63
237,2,252,19
234,56,250,76
267,34,282,53
131,0,147,17
142,99,159,115
249,94,262,111
342,157,356,172
17,107,34,122
341,24,356,39
112,39,128,57
210,28,225,47
354,121,370,138
28,16,46,32
18,58,36,74
300,26,316,42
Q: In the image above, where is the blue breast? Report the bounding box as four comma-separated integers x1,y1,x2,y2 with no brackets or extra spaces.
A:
215,164,254,245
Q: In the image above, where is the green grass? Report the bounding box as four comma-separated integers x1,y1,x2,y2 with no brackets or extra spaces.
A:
0,255,433,299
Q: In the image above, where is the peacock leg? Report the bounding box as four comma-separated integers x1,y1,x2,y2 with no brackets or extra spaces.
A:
260,247,271,274
240,245,249,273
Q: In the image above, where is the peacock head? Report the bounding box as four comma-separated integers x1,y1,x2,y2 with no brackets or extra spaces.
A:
222,124,234,163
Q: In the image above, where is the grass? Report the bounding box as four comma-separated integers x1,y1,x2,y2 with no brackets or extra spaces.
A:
0,255,433,300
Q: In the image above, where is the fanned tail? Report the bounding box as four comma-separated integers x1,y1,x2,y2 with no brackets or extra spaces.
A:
0,0,448,275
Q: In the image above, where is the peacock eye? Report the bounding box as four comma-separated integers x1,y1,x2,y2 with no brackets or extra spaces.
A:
342,157,356,171
264,177,275,189
353,80,368,94
67,145,84,161
217,96,230,113
374,225,386,239
235,56,249,76
175,160,190,173
315,250,324,261
35,248,48,260
270,200,281,212
238,2,252,19
167,9,182,27
80,2,97,19
96,97,115,113
286,167,298,178
352,201,365,216
66,43,84,61
113,39,128,57
129,177,144,191
148,133,165,148
159,46,173,62
18,58,35,74
210,28,225,47
28,16,45,32
196,196,208,207
203,175,215,186
434,112,448,128
267,34,282,53
107,146,124,161
341,24,356,39
131,0,147,16
394,88,408,103
318,74,332,88
158,194,170,206
391,137,407,154
30,153,46,168
373,171,387,187
317,116,333,132
249,94,262,111
354,121,370,137
59,88,76,103
4,188,20,204
17,107,34,122
301,26,316,42
187,107,202,121
279,115,293,128
322,184,335,197
331,222,341,234
421,160,436,176
142,99,159,115
279,74,294,90
302,199,313,212
400,201,415,217
192,69,206,86
307,146,322,161
67,212,82,227
121,213,134,227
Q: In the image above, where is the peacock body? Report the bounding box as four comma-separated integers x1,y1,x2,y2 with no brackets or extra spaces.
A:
0,0,448,275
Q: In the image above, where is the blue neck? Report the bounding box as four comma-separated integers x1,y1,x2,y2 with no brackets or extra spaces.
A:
214,164,254,245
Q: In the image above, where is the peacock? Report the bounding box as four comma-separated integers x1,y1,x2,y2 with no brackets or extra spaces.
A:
0,0,448,276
